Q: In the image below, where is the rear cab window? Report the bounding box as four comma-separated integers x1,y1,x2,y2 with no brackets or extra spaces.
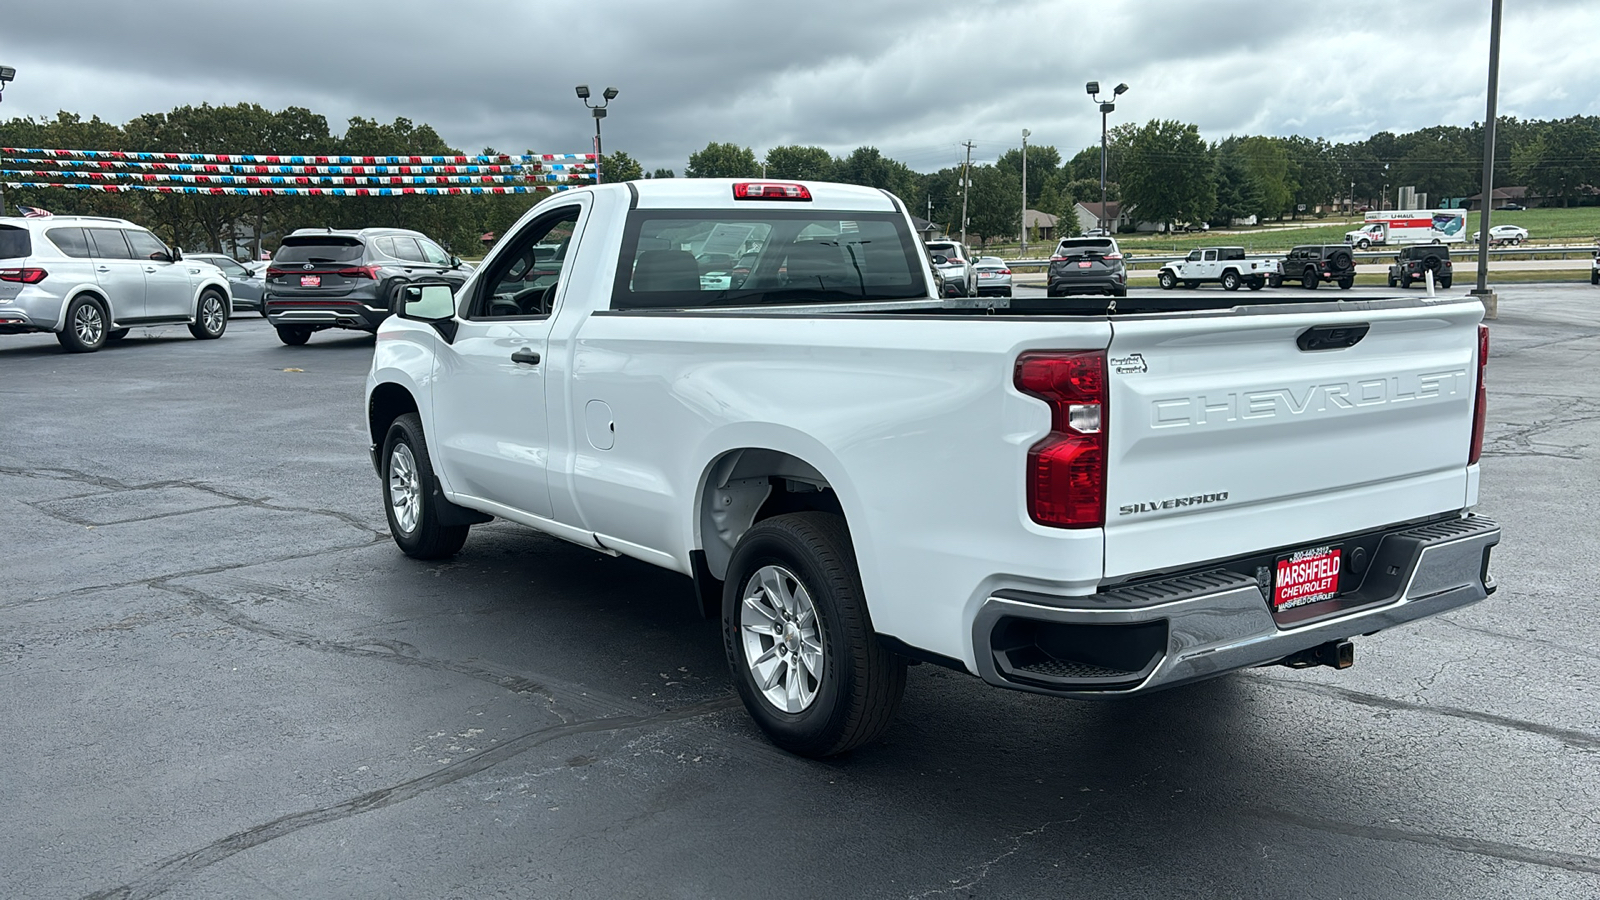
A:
1055,238,1116,258
613,211,926,310
88,229,135,259
0,225,32,260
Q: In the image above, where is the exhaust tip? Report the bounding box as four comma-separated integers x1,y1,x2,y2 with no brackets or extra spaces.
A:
1279,639,1355,671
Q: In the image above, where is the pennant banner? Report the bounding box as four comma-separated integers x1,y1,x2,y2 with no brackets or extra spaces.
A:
1,148,597,165
4,181,575,196
13,158,592,175
1,169,594,185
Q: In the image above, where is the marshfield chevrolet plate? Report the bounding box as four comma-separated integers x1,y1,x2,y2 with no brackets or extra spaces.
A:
1274,545,1342,610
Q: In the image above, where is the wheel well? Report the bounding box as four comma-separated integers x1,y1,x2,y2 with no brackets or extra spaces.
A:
697,448,846,588
64,290,110,328
368,383,419,447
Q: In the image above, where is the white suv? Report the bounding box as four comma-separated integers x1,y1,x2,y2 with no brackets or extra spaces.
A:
0,215,232,352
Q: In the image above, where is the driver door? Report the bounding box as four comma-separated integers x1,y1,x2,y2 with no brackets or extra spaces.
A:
429,200,588,520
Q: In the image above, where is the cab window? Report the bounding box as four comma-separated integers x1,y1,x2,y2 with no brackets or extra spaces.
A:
1202,250,1217,262
125,230,171,261
87,229,134,260
417,239,451,267
1186,250,1201,262
471,207,581,319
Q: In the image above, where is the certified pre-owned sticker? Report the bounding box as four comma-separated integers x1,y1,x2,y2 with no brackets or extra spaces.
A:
1110,353,1147,374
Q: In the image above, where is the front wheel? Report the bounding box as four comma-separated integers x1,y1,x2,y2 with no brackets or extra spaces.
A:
1303,269,1320,290
1221,271,1240,291
1357,239,1371,250
382,412,471,559
722,512,906,758
1158,270,1177,290
1591,270,1598,286
276,325,312,346
188,290,228,340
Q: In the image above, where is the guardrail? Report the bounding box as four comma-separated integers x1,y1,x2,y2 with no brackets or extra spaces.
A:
1001,244,1600,269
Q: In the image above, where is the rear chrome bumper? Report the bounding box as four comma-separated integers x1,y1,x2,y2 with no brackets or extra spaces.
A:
973,515,1500,698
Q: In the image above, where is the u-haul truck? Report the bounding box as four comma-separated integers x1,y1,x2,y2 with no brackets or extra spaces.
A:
1345,210,1468,249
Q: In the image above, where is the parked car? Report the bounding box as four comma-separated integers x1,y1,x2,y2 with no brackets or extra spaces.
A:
1284,244,1357,290
0,214,231,352
263,227,472,345
367,178,1498,758
1046,237,1126,297
1472,225,1529,246
1388,245,1454,289
1591,251,1598,286
1500,203,1526,211
924,240,975,298
188,252,265,315
1157,247,1280,291
974,256,1012,297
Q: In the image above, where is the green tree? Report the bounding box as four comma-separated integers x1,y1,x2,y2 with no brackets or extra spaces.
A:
1513,117,1600,206
648,168,675,179
1235,135,1295,219
601,150,643,183
995,144,1061,206
684,142,760,178
1117,119,1216,230
763,145,835,181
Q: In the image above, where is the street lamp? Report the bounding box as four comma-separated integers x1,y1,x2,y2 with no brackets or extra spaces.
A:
575,84,618,184
1020,128,1030,257
1086,81,1128,235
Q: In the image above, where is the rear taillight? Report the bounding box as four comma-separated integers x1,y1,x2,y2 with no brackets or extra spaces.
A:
1103,252,1123,261
1015,351,1107,528
998,268,1011,275
266,267,289,277
1050,256,1067,262
733,182,811,201
0,267,48,284
1469,324,1488,464
338,266,379,279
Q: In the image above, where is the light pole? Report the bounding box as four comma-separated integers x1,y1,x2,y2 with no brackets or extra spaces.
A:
575,85,618,184
1472,0,1503,318
1086,81,1127,235
0,66,15,215
1020,128,1030,256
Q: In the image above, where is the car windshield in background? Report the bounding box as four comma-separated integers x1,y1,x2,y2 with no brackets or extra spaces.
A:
274,239,364,265
1055,239,1114,258
613,211,925,309
0,225,31,260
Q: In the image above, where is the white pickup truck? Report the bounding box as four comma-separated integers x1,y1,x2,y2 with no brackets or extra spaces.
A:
365,179,1499,758
1157,247,1283,291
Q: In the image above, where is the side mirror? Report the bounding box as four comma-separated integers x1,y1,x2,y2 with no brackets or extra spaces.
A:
400,283,458,341
931,255,948,265
171,247,183,262
449,255,463,269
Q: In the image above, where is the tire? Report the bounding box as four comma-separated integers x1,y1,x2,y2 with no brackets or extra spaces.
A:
1003,287,1012,298
1221,271,1240,291
276,325,312,346
381,412,471,559
188,290,228,340
1402,276,1414,289
1268,275,1282,288
1330,249,1353,270
1591,270,1598,286
106,328,130,342
1247,278,1264,291
56,294,109,353
1338,277,1354,290
722,512,906,758
1439,276,1453,289
1112,285,1127,297
1158,270,1177,290
1045,286,1062,299
1387,274,1398,288
1357,239,1371,250
1183,280,1201,290
1303,268,1319,290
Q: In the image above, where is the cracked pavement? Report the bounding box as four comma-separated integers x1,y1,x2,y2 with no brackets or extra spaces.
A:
1,293,1597,899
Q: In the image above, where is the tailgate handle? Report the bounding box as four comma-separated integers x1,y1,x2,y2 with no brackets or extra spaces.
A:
1297,323,1369,352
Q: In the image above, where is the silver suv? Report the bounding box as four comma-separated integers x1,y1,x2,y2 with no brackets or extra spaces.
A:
0,215,232,352
924,240,976,298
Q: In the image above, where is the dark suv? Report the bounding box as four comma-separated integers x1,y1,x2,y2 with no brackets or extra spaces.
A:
1388,245,1453,289
263,227,471,345
1046,237,1127,298
1284,245,1356,290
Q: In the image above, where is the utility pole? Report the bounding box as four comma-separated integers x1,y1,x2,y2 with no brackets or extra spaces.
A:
1472,0,1503,319
959,141,974,249
1020,129,1030,257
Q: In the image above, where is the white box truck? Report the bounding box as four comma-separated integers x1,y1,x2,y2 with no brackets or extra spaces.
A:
1346,210,1469,249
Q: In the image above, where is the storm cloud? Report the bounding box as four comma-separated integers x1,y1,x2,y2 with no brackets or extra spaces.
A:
2,0,1595,171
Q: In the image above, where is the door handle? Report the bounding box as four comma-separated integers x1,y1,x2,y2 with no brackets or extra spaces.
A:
144,267,157,273
97,266,111,272
510,348,541,366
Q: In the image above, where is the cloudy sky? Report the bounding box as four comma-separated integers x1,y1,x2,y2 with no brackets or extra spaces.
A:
3,0,1596,173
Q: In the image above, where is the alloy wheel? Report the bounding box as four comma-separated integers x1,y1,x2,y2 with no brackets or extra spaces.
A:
388,442,422,535
740,564,824,713
201,295,226,335
74,302,104,346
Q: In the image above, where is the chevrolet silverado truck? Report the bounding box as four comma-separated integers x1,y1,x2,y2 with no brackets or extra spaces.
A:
1156,246,1282,291
365,179,1499,758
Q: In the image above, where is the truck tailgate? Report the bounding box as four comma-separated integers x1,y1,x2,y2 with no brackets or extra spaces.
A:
1101,300,1482,580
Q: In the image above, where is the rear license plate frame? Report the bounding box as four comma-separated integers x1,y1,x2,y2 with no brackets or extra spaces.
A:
1272,545,1343,611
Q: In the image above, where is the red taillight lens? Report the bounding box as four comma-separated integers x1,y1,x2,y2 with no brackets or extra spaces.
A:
1050,255,1067,262
1103,252,1123,261
1469,324,1488,464
733,182,812,201
1015,351,1107,528
266,267,289,277
998,269,1011,275
0,267,48,284
338,266,378,279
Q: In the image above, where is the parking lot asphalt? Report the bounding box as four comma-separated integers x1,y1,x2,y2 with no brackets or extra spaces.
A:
3,288,1598,899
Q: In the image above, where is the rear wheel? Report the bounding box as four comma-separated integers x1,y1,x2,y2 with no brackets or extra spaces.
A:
1183,280,1200,290
276,325,312,346
56,294,108,353
722,512,905,758
382,412,471,559
1338,277,1354,290
1221,271,1240,291
1112,285,1127,298
1592,270,1599,286
188,290,228,340
1158,270,1177,290
1439,276,1453,289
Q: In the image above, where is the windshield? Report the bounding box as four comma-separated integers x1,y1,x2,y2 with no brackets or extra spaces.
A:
613,211,926,309
926,243,961,261
274,238,364,265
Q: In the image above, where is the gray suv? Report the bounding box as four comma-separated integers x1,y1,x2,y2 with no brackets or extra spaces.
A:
263,227,471,345
0,215,232,353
